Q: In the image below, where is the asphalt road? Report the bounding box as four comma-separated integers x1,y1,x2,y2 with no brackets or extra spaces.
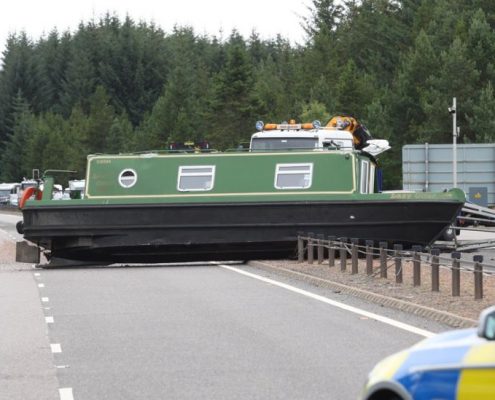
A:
0,211,454,400
0,209,23,240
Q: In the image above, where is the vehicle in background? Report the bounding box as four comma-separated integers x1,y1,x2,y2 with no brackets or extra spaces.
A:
8,183,21,206
0,183,18,204
51,184,64,200
360,305,495,400
68,179,85,199
10,180,38,207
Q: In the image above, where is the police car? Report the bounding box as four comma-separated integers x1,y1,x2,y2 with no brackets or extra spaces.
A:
361,306,495,400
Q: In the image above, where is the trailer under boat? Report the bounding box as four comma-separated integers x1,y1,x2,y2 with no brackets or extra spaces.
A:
16,117,465,266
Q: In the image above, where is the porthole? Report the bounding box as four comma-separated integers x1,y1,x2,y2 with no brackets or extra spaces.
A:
118,169,137,188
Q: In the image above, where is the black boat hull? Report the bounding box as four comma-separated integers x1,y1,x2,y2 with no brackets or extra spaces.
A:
21,200,462,263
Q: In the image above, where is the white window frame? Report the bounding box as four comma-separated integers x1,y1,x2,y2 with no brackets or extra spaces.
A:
118,168,138,188
369,164,375,194
274,163,313,190
360,160,369,194
177,165,216,192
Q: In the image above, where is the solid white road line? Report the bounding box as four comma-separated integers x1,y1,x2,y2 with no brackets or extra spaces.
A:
219,264,435,338
59,387,74,400
50,343,62,353
45,316,54,324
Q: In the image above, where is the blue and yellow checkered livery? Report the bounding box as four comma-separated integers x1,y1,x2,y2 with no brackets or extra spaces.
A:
362,328,495,400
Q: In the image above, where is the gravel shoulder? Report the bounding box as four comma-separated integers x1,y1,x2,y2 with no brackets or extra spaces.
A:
253,256,494,325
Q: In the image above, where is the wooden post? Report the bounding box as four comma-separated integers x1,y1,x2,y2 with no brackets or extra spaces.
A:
394,244,403,284
379,241,388,278
340,237,347,272
328,235,336,267
451,252,461,297
473,255,484,300
307,232,314,264
412,245,422,287
317,234,324,264
431,248,440,292
365,240,373,275
351,238,359,274
297,235,304,263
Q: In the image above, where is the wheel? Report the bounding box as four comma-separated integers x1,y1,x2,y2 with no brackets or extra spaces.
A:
16,220,24,234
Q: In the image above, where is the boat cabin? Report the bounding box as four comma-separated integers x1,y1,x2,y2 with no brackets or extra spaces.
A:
78,119,389,202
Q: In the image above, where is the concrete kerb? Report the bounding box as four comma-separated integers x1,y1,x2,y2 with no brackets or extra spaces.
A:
248,260,477,329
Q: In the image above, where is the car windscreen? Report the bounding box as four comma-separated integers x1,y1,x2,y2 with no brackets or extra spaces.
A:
251,137,318,151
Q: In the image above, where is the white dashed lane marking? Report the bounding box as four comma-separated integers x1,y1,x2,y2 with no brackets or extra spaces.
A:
59,388,74,400
41,297,49,302
45,316,54,324
50,343,62,353
38,283,45,288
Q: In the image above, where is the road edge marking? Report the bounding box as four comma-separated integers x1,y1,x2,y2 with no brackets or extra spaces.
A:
219,264,435,338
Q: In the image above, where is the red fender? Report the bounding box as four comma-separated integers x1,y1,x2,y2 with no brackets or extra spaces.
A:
19,187,42,209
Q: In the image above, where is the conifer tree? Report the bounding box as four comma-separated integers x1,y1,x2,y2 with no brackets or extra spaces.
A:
0,93,36,181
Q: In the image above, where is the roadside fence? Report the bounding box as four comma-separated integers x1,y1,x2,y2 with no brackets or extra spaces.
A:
297,234,494,300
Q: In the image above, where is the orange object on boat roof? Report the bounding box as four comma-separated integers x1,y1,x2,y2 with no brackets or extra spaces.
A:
326,116,358,133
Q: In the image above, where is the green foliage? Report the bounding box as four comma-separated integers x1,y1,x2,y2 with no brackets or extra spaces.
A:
467,82,495,142
206,31,257,149
1,3,495,189
299,101,330,124
0,93,35,181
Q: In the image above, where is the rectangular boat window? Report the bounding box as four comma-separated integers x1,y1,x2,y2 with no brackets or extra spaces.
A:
360,160,369,193
275,163,313,189
178,166,215,191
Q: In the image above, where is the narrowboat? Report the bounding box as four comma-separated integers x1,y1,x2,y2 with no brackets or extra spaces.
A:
16,117,465,266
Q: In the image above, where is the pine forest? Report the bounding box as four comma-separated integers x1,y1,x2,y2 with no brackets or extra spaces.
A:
1,0,495,188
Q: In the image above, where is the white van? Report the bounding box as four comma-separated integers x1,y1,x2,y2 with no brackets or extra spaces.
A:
10,180,37,206
0,183,18,205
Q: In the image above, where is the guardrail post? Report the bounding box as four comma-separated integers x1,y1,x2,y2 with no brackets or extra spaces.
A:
394,244,403,284
328,236,336,267
307,233,315,264
317,234,324,264
297,235,304,263
431,249,440,292
351,238,359,274
473,255,484,300
340,237,347,272
365,240,373,275
379,241,388,278
451,252,461,297
412,245,422,287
